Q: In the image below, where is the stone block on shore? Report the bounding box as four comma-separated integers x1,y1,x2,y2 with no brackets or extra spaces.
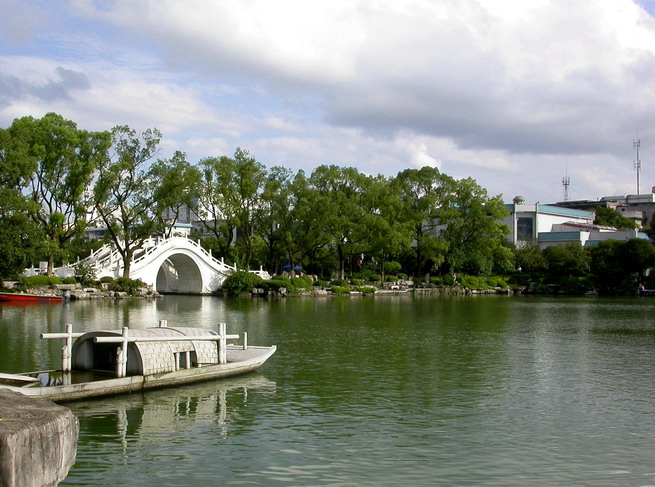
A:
0,390,78,487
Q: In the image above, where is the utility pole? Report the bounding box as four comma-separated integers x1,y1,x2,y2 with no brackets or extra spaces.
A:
634,137,641,195
562,166,570,202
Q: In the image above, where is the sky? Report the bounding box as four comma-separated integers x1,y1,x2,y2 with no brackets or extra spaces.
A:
3,0,655,204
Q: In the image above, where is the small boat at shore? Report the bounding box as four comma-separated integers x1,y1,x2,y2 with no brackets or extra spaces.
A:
0,321,276,402
0,292,64,303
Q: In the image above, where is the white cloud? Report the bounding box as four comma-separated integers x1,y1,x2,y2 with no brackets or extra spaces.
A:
3,0,655,203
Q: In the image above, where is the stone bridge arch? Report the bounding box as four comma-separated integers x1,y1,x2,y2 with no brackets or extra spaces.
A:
129,240,232,294
155,252,204,294
55,237,270,294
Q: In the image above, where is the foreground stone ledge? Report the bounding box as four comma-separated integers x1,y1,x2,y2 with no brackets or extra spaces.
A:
0,391,78,487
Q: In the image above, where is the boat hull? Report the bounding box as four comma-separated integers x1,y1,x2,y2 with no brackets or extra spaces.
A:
0,292,63,303
0,345,276,402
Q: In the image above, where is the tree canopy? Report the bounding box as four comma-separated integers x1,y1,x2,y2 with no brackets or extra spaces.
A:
594,206,639,230
1,112,653,293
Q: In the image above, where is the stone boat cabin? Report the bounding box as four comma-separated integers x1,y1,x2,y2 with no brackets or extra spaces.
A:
72,327,221,376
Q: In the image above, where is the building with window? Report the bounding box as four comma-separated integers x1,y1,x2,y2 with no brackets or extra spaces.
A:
503,201,649,249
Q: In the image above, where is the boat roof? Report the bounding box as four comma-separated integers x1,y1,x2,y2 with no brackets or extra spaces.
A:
73,327,221,376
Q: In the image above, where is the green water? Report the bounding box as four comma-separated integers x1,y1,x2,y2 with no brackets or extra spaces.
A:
1,295,655,486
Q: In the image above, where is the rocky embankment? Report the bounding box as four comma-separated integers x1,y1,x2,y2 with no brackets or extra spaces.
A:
1,282,160,300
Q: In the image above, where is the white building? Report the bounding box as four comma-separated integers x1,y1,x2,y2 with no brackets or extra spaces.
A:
504,202,650,249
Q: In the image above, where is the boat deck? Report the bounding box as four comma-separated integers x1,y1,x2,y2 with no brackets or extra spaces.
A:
225,345,271,363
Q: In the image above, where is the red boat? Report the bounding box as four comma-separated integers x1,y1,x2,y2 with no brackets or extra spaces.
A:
0,292,64,303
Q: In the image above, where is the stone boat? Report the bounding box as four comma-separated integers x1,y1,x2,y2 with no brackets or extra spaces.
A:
0,321,276,402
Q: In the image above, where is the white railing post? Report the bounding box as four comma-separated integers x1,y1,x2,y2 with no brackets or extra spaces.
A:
41,324,84,372
116,327,129,378
242,332,248,350
62,324,73,372
218,322,227,364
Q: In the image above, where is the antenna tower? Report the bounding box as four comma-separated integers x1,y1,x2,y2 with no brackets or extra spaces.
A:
634,137,641,195
562,167,570,201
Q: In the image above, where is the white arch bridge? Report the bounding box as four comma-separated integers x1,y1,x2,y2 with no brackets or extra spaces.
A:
56,237,270,294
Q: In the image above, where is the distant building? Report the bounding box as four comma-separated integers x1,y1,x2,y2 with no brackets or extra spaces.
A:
553,189,655,229
504,199,650,249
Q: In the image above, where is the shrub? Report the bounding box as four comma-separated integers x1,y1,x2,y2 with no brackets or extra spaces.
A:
290,276,313,291
358,286,377,294
398,273,408,280
331,278,350,287
222,271,264,295
385,261,402,275
441,274,456,286
262,276,293,293
486,276,509,288
109,277,147,295
20,275,62,288
459,275,486,290
100,276,114,283
560,276,591,295
62,277,77,285
330,286,351,295
74,261,96,287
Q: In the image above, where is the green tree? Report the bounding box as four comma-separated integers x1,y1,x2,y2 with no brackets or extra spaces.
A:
258,166,294,273
622,238,655,282
93,125,162,278
589,238,655,295
393,167,451,277
151,151,201,238
0,124,43,277
195,155,236,260
275,169,330,277
0,197,44,278
309,165,381,280
543,243,589,277
361,175,413,281
229,148,266,269
195,148,265,268
514,241,547,273
594,206,639,230
439,177,510,275
6,113,110,275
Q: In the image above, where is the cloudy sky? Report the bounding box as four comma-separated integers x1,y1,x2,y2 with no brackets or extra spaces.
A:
3,0,655,203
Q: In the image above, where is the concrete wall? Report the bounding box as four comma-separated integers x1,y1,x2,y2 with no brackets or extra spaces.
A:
0,391,78,487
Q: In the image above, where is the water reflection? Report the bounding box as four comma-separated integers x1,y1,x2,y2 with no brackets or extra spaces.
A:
6,296,655,486
63,375,276,485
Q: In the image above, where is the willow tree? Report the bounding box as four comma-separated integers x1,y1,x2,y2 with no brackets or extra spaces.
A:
93,125,162,278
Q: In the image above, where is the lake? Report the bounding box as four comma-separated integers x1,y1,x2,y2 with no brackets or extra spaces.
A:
1,294,654,486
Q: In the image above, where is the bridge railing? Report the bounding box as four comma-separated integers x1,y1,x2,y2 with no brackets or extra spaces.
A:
55,236,268,280
54,243,121,278
128,237,237,273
